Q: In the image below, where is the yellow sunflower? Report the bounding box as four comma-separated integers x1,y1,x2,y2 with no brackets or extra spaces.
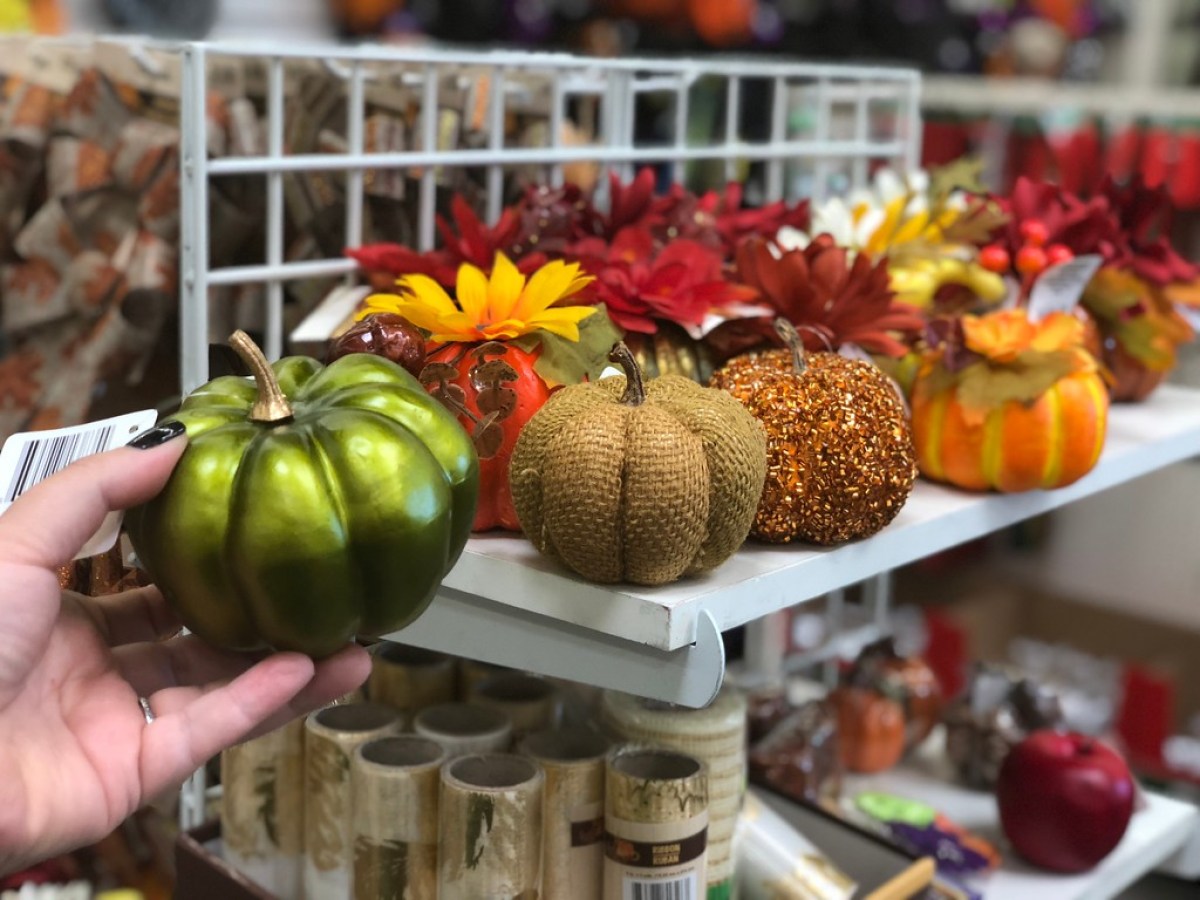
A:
360,253,596,343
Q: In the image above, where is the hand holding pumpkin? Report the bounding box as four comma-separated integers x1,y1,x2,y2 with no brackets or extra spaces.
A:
0,437,370,877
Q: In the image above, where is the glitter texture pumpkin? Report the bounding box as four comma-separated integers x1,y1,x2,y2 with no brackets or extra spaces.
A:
709,320,917,545
509,343,766,586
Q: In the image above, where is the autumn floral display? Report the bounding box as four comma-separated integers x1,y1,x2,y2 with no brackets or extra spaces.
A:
341,159,1196,518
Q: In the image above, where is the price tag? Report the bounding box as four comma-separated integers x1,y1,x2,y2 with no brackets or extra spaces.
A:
0,410,159,559
1026,254,1103,321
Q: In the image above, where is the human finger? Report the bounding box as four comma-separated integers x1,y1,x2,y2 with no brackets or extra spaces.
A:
136,647,369,795
67,585,181,647
114,634,267,697
0,428,186,571
143,643,371,740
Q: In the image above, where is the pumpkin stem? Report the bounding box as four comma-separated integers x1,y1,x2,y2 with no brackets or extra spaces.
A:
774,318,808,376
229,330,294,424
609,342,647,406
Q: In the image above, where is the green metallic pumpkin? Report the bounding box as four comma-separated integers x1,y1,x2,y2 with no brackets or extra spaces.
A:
126,331,478,658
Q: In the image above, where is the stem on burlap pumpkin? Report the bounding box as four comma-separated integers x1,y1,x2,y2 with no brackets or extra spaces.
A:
608,342,647,407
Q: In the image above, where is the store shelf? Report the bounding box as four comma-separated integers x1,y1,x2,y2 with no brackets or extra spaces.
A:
922,74,1200,119
843,732,1200,900
386,385,1200,706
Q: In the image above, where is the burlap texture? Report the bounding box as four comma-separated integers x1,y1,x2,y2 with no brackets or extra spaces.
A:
510,373,766,586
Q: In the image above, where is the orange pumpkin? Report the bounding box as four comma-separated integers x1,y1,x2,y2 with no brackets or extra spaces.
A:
913,369,1108,492
830,686,906,775
911,310,1109,493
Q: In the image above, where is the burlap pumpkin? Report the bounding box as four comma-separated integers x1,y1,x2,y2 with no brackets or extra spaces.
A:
509,343,766,585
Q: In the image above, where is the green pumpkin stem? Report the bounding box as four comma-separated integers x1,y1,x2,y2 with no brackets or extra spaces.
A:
229,330,294,424
609,342,647,406
774,318,808,376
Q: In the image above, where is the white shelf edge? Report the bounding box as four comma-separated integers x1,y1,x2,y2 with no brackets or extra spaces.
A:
386,595,725,708
437,385,1200,653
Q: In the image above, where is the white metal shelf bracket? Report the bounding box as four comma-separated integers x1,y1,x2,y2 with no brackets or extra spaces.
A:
389,590,726,708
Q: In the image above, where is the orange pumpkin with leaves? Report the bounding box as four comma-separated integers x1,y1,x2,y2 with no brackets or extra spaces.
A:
911,309,1108,493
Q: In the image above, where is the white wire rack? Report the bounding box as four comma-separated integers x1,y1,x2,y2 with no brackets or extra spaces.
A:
178,40,921,392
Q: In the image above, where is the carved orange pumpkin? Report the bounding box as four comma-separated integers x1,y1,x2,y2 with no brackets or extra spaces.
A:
830,686,906,775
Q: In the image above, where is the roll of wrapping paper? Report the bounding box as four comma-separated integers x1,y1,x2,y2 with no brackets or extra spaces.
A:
735,790,856,900
472,672,560,738
604,747,709,900
352,736,446,900
601,689,747,898
457,658,510,700
304,703,402,900
519,729,610,900
220,718,304,898
368,642,457,726
414,702,513,757
438,754,544,899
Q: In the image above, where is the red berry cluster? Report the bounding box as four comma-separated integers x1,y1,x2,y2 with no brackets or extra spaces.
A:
979,219,1074,279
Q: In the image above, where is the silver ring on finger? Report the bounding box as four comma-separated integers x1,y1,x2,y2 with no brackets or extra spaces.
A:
139,696,156,725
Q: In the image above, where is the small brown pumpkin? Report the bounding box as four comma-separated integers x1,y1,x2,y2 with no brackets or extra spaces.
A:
509,342,766,585
830,685,906,775
849,638,943,751
709,319,917,545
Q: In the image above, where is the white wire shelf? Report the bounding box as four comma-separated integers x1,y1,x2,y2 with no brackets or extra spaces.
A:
922,74,1200,120
842,729,1200,900
386,384,1200,707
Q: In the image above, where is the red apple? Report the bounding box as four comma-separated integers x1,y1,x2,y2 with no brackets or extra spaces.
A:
996,730,1135,873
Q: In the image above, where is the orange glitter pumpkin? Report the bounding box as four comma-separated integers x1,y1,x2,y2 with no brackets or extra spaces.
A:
709,320,917,545
911,309,1108,492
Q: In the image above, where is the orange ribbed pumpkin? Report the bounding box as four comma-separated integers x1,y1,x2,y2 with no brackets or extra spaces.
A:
912,368,1108,492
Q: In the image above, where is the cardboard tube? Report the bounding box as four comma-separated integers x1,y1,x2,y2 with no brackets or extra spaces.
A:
352,736,446,900
439,754,544,899
220,718,304,897
414,702,513,757
472,672,559,738
520,729,610,900
368,642,457,726
604,748,708,900
304,703,401,900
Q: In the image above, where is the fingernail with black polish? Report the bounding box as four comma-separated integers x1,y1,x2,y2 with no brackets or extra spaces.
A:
129,420,186,450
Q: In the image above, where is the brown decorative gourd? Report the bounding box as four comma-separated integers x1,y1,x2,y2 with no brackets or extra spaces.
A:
849,638,943,751
709,319,917,545
327,312,426,377
829,685,906,774
943,665,1065,789
509,342,767,586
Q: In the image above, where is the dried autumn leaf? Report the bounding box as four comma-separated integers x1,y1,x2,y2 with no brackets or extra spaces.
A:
419,362,460,384
473,414,504,459
470,358,519,388
439,383,467,407
475,386,518,420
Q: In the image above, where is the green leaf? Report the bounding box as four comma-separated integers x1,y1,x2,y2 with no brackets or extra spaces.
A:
941,199,1009,246
513,305,624,387
955,351,1077,410
929,157,987,201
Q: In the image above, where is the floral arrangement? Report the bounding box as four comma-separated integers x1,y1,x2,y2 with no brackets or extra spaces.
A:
337,160,1199,526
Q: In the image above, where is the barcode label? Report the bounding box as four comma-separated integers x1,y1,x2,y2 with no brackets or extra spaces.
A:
4,424,116,502
625,874,697,900
0,410,160,559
